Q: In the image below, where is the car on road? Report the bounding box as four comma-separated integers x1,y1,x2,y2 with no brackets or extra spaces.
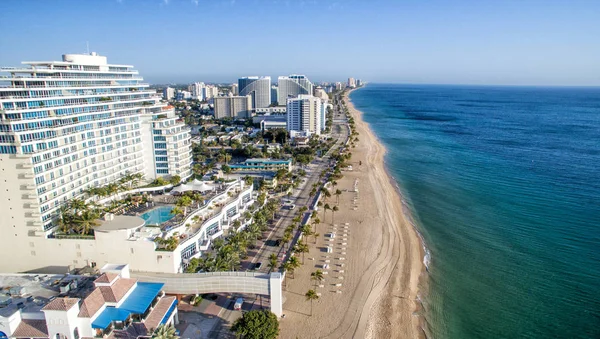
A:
254,262,263,270
234,298,244,310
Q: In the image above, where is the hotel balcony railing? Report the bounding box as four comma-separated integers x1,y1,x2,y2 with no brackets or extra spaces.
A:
0,83,150,89
2,97,157,112
0,89,155,100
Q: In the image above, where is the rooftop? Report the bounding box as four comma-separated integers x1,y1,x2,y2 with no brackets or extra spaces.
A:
245,158,291,164
42,297,79,311
95,215,146,232
11,319,48,338
94,273,119,284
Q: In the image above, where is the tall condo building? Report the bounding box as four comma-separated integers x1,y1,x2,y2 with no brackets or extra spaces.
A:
189,82,205,100
231,83,239,96
286,94,322,135
0,53,192,234
238,76,271,109
278,75,313,105
347,77,356,88
163,87,175,100
214,95,253,119
203,85,219,100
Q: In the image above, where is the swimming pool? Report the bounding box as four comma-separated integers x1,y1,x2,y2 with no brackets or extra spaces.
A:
140,206,175,225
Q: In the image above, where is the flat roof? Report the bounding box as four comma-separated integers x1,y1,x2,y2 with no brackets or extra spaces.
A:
95,215,145,232
245,158,291,164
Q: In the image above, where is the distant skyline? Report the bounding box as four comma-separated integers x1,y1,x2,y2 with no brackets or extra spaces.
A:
0,0,599,86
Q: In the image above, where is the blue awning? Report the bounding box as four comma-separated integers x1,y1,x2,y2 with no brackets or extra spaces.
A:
92,307,131,329
118,282,164,314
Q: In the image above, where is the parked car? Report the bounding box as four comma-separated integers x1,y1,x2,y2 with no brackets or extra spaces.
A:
254,262,263,270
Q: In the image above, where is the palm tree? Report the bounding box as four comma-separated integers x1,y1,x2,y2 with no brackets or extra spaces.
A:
324,190,332,202
288,256,300,277
268,253,278,272
151,324,179,339
282,262,293,288
232,219,242,232
301,224,313,240
176,196,193,216
305,289,319,316
331,205,339,224
312,217,321,233
293,241,309,264
105,182,121,202
75,209,99,235
312,232,320,244
282,231,292,250
170,207,184,219
335,189,342,204
323,204,331,220
68,198,89,215
310,270,324,288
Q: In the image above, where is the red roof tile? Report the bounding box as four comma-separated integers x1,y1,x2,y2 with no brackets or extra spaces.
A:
144,296,177,332
79,277,137,318
94,273,119,284
42,297,79,311
12,319,48,338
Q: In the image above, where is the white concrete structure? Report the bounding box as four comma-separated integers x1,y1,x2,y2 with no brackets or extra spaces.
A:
0,53,191,234
238,76,271,109
0,265,179,339
213,95,252,119
231,83,238,96
203,85,219,100
335,82,344,91
140,105,192,180
286,94,322,135
0,53,196,272
0,178,253,273
131,271,284,317
189,82,205,100
313,86,329,100
163,87,175,100
277,75,313,104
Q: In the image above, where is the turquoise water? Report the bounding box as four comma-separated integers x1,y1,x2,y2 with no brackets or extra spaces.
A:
351,85,600,339
140,206,175,225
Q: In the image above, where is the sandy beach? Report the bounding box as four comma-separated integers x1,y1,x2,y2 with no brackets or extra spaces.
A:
279,89,424,338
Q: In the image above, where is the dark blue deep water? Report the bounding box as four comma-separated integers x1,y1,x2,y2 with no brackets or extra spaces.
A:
350,84,600,339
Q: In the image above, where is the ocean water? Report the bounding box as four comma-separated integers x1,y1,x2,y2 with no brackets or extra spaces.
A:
350,84,600,339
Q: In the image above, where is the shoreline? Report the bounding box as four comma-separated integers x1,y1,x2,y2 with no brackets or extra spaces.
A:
346,87,426,338
278,86,425,338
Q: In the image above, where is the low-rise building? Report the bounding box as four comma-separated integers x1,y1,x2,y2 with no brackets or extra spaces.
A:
0,264,178,339
230,158,292,173
0,180,254,274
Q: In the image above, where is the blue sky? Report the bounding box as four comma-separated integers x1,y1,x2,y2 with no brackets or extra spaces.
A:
0,0,599,85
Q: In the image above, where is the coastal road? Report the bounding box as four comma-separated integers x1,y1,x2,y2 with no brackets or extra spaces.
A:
248,111,349,273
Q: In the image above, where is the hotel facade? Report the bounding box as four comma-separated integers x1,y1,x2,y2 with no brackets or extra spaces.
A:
286,94,323,135
238,76,271,109
0,53,196,272
277,75,313,105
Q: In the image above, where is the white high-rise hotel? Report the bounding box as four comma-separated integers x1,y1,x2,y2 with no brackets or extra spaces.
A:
0,53,192,234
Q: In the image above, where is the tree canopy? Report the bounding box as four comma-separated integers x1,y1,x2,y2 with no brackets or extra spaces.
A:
231,309,279,339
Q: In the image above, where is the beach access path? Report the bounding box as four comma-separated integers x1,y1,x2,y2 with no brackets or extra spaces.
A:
278,89,423,338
